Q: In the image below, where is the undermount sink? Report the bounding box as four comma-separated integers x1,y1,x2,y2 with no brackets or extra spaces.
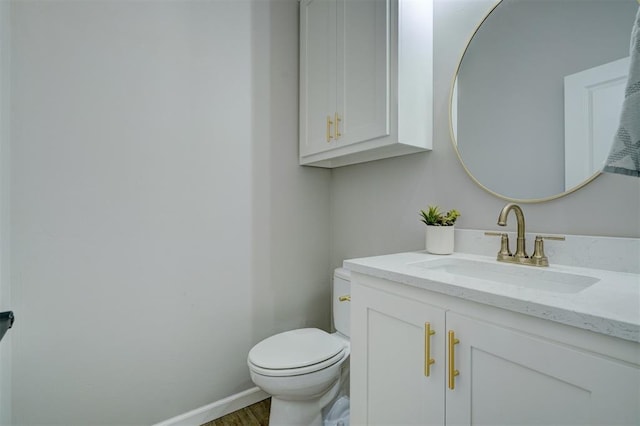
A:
410,257,600,294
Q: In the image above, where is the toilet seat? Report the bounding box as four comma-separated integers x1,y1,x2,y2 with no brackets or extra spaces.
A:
248,328,348,377
249,349,347,377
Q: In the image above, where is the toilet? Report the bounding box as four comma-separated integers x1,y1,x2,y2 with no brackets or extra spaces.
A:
247,268,351,426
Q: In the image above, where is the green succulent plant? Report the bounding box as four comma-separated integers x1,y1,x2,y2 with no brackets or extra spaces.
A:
419,205,460,226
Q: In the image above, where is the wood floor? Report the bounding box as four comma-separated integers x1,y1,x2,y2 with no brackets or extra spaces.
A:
202,398,271,426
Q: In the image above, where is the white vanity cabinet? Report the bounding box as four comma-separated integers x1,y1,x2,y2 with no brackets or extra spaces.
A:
351,276,640,425
299,0,432,168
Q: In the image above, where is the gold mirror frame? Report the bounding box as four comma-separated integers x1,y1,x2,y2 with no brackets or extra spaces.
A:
448,0,603,204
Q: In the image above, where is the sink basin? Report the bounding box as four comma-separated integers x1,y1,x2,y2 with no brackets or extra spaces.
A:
410,257,599,293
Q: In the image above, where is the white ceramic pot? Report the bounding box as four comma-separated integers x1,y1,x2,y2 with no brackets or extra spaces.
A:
425,225,454,255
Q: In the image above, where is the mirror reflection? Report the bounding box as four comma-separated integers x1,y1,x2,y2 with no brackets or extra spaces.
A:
451,0,637,201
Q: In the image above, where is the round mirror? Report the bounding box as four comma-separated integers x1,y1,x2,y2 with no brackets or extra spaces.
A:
450,0,637,202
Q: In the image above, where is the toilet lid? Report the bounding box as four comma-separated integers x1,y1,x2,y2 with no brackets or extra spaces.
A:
248,328,345,370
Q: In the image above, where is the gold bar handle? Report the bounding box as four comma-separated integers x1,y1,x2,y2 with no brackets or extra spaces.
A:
334,112,341,140
424,322,436,377
326,116,334,143
338,295,351,302
448,330,460,390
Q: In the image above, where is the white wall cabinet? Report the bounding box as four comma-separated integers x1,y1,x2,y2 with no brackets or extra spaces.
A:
351,277,640,425
299,0,433,168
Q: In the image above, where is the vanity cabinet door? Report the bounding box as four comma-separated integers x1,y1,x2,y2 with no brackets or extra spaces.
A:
445,311,640,425
351,282,445,425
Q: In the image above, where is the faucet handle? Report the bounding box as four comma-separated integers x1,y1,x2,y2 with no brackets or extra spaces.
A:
484,231,503,237
536,235,566,241
485,231,512,260
531,235,565,266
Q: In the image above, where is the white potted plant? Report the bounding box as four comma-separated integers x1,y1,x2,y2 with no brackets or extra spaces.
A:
419,206,460,255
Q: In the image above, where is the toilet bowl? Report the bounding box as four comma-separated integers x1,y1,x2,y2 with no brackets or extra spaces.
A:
247,268,351,426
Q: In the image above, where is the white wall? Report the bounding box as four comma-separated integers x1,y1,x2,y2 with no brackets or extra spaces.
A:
330,0,640,268
9,0,330,424
0,0,12,422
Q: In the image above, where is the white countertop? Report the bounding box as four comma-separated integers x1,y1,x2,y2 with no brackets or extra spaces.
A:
344,251,640,342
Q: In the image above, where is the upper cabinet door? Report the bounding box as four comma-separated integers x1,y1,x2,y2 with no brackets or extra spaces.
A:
299,0,337,157
336,0,390,146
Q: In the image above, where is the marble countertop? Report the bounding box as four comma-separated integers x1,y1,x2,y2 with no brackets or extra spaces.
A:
344,251,640,342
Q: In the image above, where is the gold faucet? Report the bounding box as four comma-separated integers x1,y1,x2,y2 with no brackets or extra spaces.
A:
497,203,528,261
485,203,565,267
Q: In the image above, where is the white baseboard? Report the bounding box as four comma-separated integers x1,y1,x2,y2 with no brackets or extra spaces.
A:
153,387,270,426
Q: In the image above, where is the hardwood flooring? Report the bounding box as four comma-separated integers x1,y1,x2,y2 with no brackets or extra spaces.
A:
202,398,271,426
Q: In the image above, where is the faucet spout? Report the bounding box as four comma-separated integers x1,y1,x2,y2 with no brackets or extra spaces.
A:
497,203,528,259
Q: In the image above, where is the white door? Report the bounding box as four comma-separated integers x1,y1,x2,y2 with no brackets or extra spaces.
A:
299,0,337,157
351,283,445,425
336,0,390,147
564,57,629,190
446,312,640,425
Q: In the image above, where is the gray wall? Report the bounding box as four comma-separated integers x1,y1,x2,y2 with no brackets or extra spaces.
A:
0,0,12,422
330,0,640,269
9,1,330,424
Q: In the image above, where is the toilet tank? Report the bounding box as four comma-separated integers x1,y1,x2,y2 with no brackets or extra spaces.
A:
333,268,351,338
